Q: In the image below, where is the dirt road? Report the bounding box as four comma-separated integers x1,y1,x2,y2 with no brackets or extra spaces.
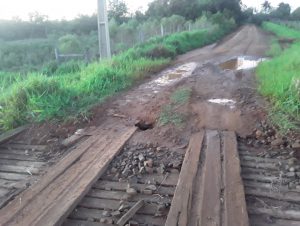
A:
1,25,300,226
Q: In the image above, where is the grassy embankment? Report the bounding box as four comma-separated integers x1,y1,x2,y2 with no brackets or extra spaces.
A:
257,22,300,132
0,25,234,131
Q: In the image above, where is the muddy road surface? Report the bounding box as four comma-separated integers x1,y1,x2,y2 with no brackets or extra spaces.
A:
1,25,300,226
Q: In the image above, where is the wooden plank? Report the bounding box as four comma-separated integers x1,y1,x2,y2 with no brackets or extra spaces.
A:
245,187,300,203
248,206,300,221
1,127,136,226
223,131,249,226
165,131,205,226
0,129,106,224
0,125,29,145
0,179,26,189
0,165,40,175
0,159,45,168
117,200,144,226
249,215,300,226
0,153,40,161
87,189,171,203
196,130,221,226
64,219,114,226
68,206,165,226
102,173,179,187
94,180,175,195
0,144,47,152
0,172,29,181
79,197,157,215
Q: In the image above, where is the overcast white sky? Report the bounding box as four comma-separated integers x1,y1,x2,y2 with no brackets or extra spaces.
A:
0,0,299,20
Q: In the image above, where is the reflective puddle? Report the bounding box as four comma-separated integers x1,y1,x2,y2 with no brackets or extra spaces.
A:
219,56,267,71
208,98,236,109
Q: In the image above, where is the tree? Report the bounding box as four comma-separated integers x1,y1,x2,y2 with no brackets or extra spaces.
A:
262,1,272,14
58,35,82,54
108,0,128,24
271,3,291,19
292,7,300,20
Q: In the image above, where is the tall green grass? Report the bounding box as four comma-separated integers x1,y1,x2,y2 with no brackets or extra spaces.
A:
0,25,234,131
257,22,300,132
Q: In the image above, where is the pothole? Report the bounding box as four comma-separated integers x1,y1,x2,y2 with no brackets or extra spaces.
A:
208,99,236,109
219,56,267,71
135,120,154,131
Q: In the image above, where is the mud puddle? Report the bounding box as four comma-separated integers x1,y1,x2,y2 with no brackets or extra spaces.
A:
219,56,266,71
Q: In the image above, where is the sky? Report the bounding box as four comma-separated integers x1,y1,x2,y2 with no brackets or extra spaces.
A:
0,0,299,21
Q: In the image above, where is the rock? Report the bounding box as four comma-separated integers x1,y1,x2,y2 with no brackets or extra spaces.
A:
102,211,111,217
139,167,146,174
143,189,153,195
119,204,130,211
292,142,300,151
289,167,295,172
129,221,139,226
111,210,121,217
138,154,145,162
145,166,154,174
144,159,154,168
145,185,157,191
255,130,263,139
126,187,138,195
111,167,118,174
271,138,284,147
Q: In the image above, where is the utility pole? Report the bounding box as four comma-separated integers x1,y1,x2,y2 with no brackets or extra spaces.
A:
97,0,111,60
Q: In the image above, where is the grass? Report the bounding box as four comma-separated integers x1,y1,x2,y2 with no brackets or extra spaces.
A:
159,88,192,127
0,25,233,131
257,22,300,132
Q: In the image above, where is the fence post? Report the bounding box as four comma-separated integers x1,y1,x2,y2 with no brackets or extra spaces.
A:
55,48,61,63
161,24,164,36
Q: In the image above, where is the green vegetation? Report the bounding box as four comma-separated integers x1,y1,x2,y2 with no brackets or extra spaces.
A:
0,24,233,131
262,22,300,39
257,22,300,132
159,88,192,127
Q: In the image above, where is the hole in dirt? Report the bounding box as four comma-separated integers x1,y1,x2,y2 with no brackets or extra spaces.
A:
219,56,267,71
135,121,154,131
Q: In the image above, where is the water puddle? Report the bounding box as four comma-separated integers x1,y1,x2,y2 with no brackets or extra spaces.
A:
152,62,198,87
122,62,197,104
208,98,236,109
219,56,267,71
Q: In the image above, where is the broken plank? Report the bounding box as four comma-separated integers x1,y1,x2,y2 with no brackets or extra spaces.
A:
165,131,205,226
117,200,144,226
0,125,29,145
223,131,249,226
